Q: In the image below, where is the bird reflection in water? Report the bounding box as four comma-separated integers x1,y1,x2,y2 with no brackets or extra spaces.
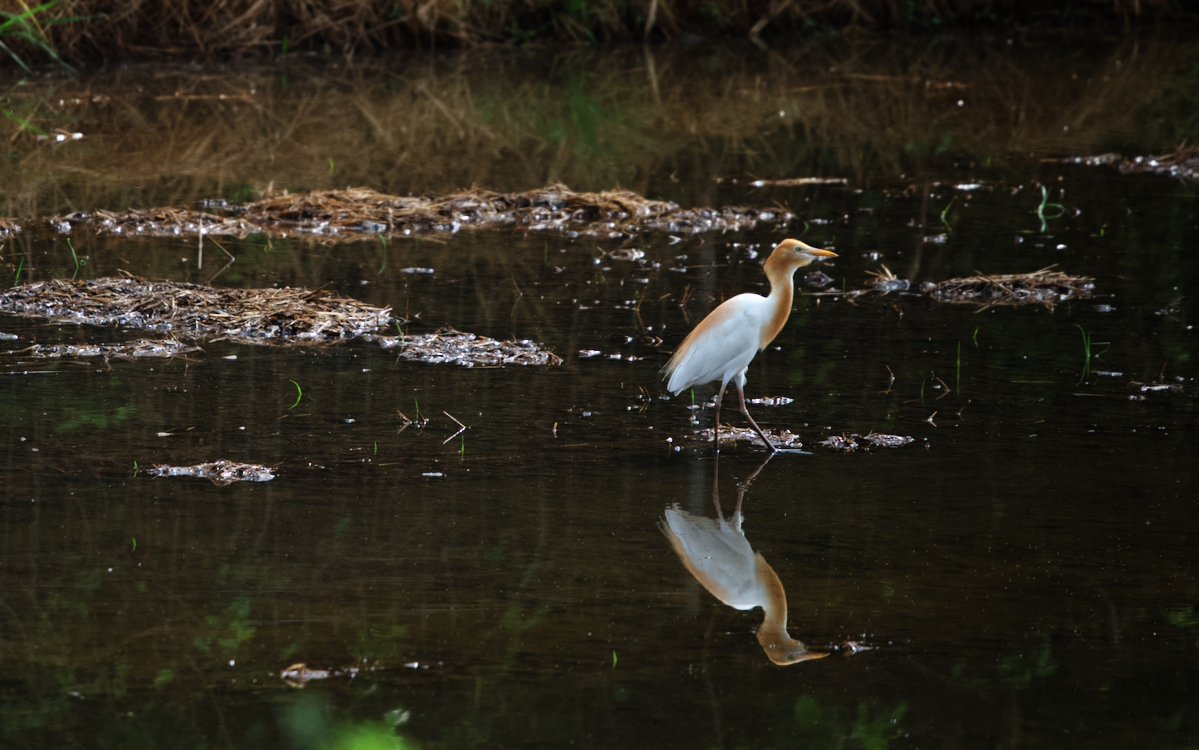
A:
663,455,828,665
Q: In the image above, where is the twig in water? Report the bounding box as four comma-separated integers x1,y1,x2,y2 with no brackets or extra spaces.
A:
935,376,951,400
442,410,467,444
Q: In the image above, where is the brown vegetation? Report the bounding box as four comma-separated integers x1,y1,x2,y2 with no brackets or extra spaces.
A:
0,275,395,343
925,266,1095,309
7,0,1190,61
34,184,794,239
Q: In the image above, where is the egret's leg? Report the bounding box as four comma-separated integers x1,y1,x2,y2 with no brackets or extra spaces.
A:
712,383,728,453
737,384,778,453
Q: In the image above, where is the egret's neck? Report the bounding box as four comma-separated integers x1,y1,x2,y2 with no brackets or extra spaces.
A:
754,554,792,645
759,256,802,349
754,555,819,665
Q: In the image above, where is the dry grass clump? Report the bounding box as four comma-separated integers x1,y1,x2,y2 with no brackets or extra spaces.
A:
1117,146,1199,182
0,276,564,364
1064,147,1199,182
86,207,262,238
925,266,1094,310
693,425,805,450
147,460,276,485
820,433,914,451
0,276,395,343
11,338,201,359
242,183,681,237
376,326,563,367
43,184,794,239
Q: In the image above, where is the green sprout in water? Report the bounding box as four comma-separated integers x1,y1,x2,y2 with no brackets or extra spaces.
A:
378,236,388,275
328,157,335,175
940,198,955,231
132,460,139,478
1074,324,1110,385
1036,185,1066,233
288,379,303,409
13,257,23,285
66,237,85,280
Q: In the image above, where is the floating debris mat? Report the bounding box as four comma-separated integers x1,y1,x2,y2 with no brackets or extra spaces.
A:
820,433,914,451
84,207,262,237
12,338,201,359
376,326,563,367
691,426,805,450
1064,147,1199,182
147,460,275,486
241,184,793,237
43,184,794,239
0,276,394,344
924,266,1094,309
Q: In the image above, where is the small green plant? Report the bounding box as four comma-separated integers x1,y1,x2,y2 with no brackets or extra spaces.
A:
66,237,84,280
1073,324,1109,385
940,197,955,231
327,157,335,175
1036,185,1065,233
288,379,302,409
12,257,23,285
132,460,139,478
378,236,388,275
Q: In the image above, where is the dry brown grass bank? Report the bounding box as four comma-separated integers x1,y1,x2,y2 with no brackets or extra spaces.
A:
2,0,1191,62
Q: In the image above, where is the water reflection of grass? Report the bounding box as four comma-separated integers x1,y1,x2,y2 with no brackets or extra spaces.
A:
2,39,1197,222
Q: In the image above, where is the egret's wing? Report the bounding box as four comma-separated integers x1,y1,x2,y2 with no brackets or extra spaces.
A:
664,295,765,394
663,507,761,610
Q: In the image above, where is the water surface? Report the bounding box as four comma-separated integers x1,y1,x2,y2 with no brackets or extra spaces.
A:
2,35,1197,749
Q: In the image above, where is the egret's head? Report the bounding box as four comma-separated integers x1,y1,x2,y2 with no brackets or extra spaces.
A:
775,238,837,266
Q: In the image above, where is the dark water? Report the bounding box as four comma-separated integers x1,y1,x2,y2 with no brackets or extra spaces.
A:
2,37,1198,749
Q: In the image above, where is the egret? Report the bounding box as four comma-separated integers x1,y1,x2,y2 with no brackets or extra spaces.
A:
662,238,837,452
